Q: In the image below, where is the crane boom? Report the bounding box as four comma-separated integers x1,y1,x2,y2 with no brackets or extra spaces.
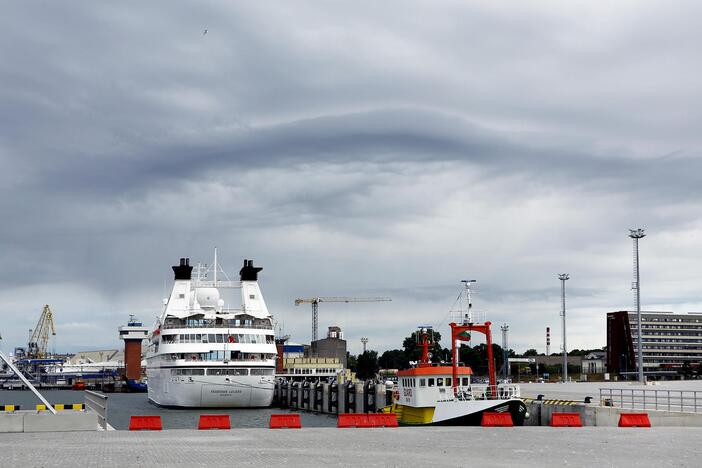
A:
28,305,56,359
294,296,391,341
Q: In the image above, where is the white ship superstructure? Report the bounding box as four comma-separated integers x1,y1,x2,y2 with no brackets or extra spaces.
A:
146,253,277,407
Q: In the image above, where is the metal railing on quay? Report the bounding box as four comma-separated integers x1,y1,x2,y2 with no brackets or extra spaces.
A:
84,390,108,430
599,387,702,413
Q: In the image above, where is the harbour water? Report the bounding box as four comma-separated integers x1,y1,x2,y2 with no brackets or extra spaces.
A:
0,390,337,430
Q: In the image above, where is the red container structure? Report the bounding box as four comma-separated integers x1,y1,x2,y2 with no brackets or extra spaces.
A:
337,413,371,428
481,412,513,427
269,414,302,429
129,415,162,431
618,413,651,427
551,413,583,427
368,414,398,428
198,414,231,430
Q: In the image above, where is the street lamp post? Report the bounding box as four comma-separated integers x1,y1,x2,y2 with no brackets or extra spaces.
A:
558,274,570,382
629,228,646,383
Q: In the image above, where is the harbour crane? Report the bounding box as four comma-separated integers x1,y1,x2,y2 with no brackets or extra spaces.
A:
294,296,392,342
27,305,56,359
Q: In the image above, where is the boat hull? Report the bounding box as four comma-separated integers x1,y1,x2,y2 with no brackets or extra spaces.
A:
393,398,528,426
146,368,275,408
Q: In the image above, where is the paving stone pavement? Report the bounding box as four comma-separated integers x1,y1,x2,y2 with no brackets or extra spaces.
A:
1,426,700,467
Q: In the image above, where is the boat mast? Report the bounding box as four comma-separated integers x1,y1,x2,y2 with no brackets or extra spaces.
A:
417,328,432,367
450,281,497,396
213,246,218,285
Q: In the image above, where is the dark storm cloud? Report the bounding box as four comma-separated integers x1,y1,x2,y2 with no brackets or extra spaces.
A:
1,1,701,352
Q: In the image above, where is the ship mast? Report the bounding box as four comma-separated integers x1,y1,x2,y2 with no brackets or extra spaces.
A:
213,246,218,285
450,280,497,396
416,327,432,368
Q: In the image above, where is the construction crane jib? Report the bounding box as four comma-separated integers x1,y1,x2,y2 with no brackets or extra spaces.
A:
294,296,392,342
28,304,56,359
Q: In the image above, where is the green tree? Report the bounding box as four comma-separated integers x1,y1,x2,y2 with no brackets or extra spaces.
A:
356,350,379,380
458,343,506,376
402,330,443,363
523,348,538,357
378,349,409,370
347,353,358,372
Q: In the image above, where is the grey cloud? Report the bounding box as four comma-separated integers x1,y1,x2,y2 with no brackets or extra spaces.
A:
1,1,702,353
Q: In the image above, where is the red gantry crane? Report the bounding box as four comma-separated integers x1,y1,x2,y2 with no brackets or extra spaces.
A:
294,296,392,342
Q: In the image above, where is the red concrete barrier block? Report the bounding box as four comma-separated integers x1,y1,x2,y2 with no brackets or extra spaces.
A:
269,413,302,429
198,414,231,430
618,413,651,428
129,415,162,431
481,412,513,427
551,412,583,427
337,413,371,428
368,413,398,428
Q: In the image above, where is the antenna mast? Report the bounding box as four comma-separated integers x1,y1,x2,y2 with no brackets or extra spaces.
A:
213,246,218,285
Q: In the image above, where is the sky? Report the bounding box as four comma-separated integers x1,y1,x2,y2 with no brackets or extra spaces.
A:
1,1,701,357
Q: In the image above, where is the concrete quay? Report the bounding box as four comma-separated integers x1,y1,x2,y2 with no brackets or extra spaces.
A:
1,427,699,467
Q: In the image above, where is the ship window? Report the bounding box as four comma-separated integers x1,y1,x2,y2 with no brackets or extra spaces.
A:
251,368,274,376
178,294,185,299
462,378,469,386
196,334,202,342
419,378,426,387
437,378,443,386
428,378,435,387
216,334,224,343
249,294,255,299
208,334,215,343
445,378,451,387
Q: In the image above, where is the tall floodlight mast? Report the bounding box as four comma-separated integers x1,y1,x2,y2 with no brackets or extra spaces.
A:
500,324,509,377
558,274,570,382
629,228,646,383
361,337,368,353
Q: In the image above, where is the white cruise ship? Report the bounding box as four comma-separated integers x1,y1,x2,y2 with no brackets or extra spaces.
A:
146,253,277,407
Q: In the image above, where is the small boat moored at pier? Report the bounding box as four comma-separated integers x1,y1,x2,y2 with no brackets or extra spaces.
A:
385,284,528,426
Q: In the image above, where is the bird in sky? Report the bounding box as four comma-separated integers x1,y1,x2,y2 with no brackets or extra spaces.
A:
203,29,208,35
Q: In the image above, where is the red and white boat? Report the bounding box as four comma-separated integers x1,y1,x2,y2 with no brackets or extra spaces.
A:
385,285,528,426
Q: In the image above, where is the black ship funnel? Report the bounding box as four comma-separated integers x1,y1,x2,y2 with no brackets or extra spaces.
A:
239,259,262,281
172,257,193,280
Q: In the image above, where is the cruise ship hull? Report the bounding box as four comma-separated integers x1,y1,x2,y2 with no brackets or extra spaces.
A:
147,368,275,408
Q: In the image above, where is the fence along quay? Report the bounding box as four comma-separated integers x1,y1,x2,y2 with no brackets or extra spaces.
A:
274,380,391,415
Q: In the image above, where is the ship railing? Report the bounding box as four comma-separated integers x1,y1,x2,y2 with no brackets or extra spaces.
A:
162,321,273,330
191,280,242,289
84,390,108,430
455,384,520,401
599,388,702,413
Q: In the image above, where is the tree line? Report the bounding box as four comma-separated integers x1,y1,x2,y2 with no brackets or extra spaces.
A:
347,331,515,380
